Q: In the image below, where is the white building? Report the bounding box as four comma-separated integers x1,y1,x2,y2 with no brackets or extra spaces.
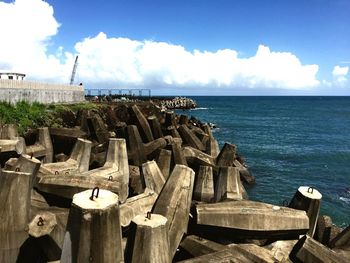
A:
0,72,26,80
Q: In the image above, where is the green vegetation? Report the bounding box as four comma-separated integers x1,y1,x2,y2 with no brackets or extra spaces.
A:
0,101,103,135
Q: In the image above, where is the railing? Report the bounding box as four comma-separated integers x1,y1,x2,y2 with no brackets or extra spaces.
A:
0,79,84,92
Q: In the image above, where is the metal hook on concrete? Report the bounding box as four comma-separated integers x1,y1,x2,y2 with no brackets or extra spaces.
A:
30,153,33,159
15,167,20,172
55,171,59,175
90,187,100,200
65,171,69,175
37,217,44,226
108,176,113,181
307,187,314,194
146,211,152,220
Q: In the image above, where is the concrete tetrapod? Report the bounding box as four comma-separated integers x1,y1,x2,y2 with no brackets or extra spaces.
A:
156,149,172,179
195,200,310,239
216,142,237,167
179,243,278,263
39,138,92,175
0,124,26,154
120,189,158,228
183,146,216,167
152,164,195,259
142,160,166,195
26,127,53,163
330,225,350,248
125,125,167,166
178,124,205,151
289,186,322,237
291,235,348,263
0,169,32,262
125,213,170,263
131,105,154,142
180,235,225,257
60,188,123,263
214,166,248,202
193,166,215,203
147,115,163,139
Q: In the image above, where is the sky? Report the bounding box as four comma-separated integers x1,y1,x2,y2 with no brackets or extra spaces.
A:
0,0,349,95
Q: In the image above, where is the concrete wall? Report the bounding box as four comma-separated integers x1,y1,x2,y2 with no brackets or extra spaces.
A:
0,79,85,104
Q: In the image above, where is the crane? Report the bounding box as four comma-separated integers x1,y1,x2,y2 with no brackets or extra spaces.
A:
69,55,79,85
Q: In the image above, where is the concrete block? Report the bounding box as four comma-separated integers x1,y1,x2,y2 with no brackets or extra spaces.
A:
0,170,32,262
0,124,26,154
61,189,123,263
289,186,322,237
216,142,236,167
193,166,215,202
330,225,350,248
26,127,53,163
28,212,57,238
195,200,309,239
131,105,154,142
180,235,225,257
125,214,170,263
156,149,172,179
39,138,92,175
120,189,158,228
265,240,297,262
183,146,216,167
315,215,341,246
291,235,348,263
214,166,248,202
179,243,278,263
178,125,205,151
147,115,163,139
170,140,187,166
142,160,166,195
129,165,144,195
152,164,195,258
233,159,255,184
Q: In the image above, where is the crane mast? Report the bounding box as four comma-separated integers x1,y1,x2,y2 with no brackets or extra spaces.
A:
70,55,79,85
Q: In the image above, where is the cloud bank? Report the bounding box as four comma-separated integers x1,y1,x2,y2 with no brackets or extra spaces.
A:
0,0,346,93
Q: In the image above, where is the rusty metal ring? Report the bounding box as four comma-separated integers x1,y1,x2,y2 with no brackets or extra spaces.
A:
108,176,113,181
37,217,44,226
307,187,314,194
55,171,59,175
15,167,20,172
90,187,100,200
146,211,152,220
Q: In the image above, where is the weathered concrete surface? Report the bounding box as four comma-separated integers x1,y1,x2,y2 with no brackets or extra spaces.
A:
214,166,248,202
330,225,350,248
152,164,195,258
26,127,53,163
193,166,215,203
195,200,309,239
170,140,187,166
0,124,26,154
289,186,322,237
0,79,84,104
180,235,225,257
147,115,163,139
233,159,255,184
179,243,278,263
125,214,170,263
142,160,166,195
28,212,57,238
120,189,158,228
126,125,167,166
131,104,154,142
265,240,297,262
0,170,32,262
216,142,236,167
156,149,172,179
39,138,92,175
183,146,215,167
315,215,342,246
61,189,123,263
291,235,348,263
178,125,205,151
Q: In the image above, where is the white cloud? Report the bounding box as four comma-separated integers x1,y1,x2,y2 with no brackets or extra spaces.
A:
332,65,349,86
0,0,322,91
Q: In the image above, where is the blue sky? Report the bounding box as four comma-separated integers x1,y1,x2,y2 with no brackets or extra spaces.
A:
0,0,349,95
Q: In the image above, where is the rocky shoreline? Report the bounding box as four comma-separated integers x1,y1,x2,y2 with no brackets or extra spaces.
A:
0,100,349,262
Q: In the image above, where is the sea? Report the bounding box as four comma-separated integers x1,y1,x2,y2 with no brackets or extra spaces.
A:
181,96,350,227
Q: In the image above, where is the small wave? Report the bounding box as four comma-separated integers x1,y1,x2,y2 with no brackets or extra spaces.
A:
340,197,350,204
190,107,210,110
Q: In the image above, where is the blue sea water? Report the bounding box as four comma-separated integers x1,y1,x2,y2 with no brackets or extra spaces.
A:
184,96,350,227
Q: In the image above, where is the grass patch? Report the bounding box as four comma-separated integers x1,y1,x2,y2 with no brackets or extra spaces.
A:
0,101,102,135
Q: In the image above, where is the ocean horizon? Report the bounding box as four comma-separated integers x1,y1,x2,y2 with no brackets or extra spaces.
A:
181,96,350,227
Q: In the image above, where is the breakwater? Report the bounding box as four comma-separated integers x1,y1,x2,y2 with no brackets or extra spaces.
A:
0,101,349,262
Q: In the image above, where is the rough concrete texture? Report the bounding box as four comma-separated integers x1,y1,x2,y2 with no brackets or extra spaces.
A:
0,79,84,104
